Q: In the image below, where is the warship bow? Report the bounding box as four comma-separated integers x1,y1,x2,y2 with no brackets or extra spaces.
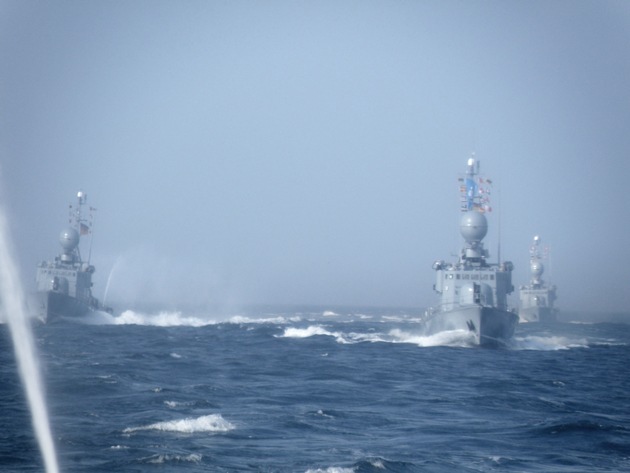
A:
518,235,558,323
31,190,112,321
424,157,518,346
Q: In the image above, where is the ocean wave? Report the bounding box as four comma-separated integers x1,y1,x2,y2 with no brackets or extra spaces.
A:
281,326,339,338
164,400,195,408
534,419,628,436
511,335,590,351
388,328,477,347
307,458,414,473
279,325,477,347
305,468,355,473
113,310,217,327
279,325,353,344
123,414,234,434
86,310,302,327
142,453,202,464
228,315,302,324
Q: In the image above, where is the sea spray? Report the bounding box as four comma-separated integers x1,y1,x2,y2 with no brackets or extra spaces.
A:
102,254,123,308
0,208,59,473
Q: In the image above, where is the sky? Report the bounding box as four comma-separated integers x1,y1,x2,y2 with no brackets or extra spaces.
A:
1,0,629,313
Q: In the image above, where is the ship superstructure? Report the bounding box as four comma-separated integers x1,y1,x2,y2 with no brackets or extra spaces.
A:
425,157,518,346
31,191,112,321
518,235,557,323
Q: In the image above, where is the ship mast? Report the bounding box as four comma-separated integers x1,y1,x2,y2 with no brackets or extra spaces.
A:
68,190,93,265
459,153,492,214
457,154,494,268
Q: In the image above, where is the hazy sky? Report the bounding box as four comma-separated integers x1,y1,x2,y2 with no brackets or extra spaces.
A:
1,1,629,313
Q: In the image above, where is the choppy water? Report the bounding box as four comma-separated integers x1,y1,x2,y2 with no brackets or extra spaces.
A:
1,307,629,472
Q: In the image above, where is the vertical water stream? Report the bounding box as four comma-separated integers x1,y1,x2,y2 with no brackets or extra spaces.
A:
0,208,59,473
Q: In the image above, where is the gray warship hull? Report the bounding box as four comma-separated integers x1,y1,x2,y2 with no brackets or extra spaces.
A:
428,157,517,347
425,305,518,347
32,190,113,322
518,306,557,324
518,236,557,324
30,290,95,322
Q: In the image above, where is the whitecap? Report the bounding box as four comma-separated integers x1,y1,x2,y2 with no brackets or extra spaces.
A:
382,315,406,322
145,453,202,464
346,332,387,343
305,467,355,473
111,310,216,327
278,325,355,344
164,400,194,408
228,315,302,324
511,335,589,351
123,414,234,434
279,325,477,347
388,328,477,347
281,326,336,338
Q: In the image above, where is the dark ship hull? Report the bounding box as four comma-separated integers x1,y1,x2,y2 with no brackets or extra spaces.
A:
425,305,518,347
30,290,109,322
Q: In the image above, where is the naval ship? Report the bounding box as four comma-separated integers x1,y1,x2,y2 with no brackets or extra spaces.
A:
31,191,112,321
424,157,518,346
518,235,557,323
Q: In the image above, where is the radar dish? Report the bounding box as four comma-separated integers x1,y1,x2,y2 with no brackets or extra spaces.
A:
459,211,488,243
59,227,79,251
530,260,544,276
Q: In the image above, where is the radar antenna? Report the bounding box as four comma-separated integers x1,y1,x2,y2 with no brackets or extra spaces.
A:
68,190,95,265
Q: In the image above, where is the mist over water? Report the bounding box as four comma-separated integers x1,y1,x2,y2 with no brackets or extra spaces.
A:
0,208,59,473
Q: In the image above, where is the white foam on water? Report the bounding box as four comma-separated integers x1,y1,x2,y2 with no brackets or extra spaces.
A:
305,467,355,473
86,310,302,327
511,335,590,351
279,325,478,347
145,453,202,464
367,458,385,469
116,309,217,326
123,413,235,434
281,325,338,338
279,325,351,344
322,310,339,317
345,331,386,343
164,400,194,408
0,207,59,472
388,328,478,347
228,314,302,324
382,315,406,322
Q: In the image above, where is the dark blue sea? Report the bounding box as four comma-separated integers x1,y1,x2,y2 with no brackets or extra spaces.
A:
2,307,630,472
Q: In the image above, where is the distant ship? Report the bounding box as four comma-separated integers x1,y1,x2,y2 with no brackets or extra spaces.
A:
518,235,557,323
425,157,518,347
31,191,112,321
